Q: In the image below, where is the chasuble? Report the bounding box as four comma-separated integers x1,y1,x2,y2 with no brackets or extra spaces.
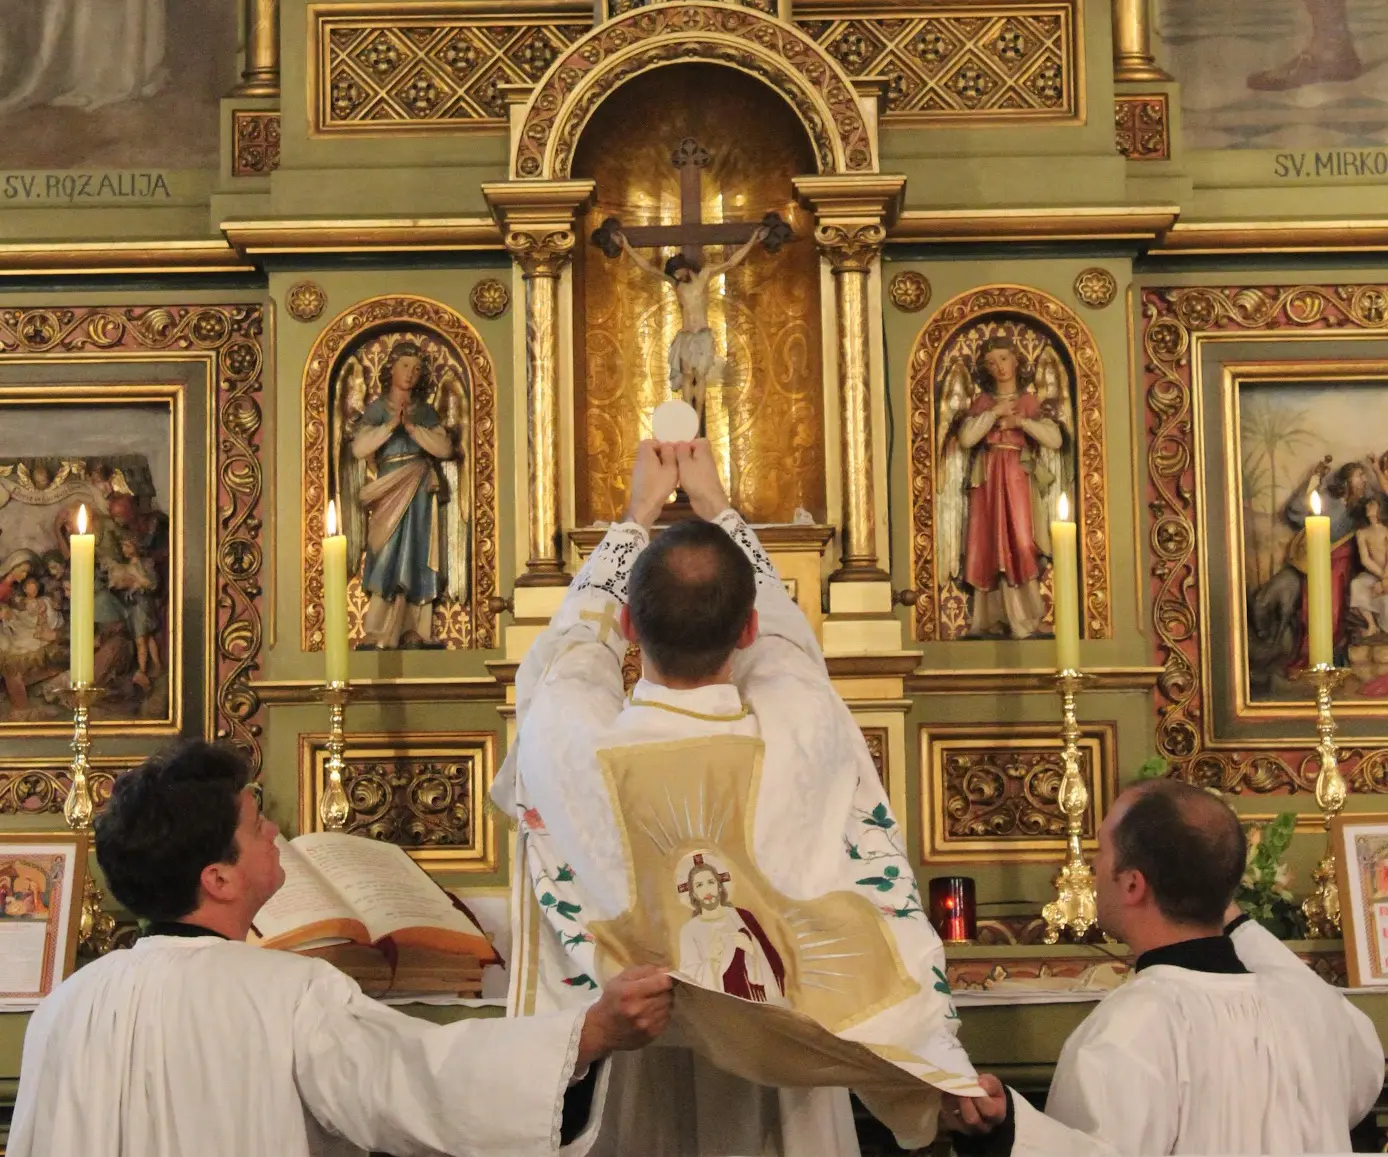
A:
493,510,978,1156
9,930,591,1156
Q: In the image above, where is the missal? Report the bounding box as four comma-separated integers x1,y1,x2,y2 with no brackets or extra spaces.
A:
249,833,499,996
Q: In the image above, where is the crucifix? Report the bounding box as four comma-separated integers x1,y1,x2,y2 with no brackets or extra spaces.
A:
591,137,793,434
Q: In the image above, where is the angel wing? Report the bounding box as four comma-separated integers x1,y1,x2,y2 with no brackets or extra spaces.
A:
936,355,975,582
1032,345,1074,522
335,357,371,573
435,363,472,604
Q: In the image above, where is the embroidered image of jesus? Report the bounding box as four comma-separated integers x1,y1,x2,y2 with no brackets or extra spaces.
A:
677,854,786,1004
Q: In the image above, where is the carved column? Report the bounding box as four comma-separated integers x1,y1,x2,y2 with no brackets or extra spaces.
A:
232,0,280,97
483,181,595,588
1112,0,1171,83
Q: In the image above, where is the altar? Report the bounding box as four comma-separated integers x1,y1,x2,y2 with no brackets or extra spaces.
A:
2,0,1388,1148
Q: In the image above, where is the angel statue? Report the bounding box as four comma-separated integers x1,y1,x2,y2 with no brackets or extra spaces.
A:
335,339,471,649
936,331,1072,639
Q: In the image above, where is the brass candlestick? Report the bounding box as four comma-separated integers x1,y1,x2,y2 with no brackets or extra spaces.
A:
1301,663,1349,939
61,683,116,955
1043,670,1097,943
319,681,351,832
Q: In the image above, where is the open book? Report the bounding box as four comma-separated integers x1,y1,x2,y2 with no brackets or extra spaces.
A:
250,833,499,996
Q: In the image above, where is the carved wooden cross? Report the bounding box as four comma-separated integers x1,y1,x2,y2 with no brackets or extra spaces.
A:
592,137,791,265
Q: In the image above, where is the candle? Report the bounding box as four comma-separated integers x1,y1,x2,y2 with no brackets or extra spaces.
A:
322,500,350,685
69,505,94,686
1306,489,1333,668
928,877,977,944
1051,493,1080,672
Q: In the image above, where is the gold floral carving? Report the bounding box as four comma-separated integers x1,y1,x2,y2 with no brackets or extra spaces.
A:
1144,285,1388,794
514,4,874,180
0,759,121,817
469,278,510,320
889,271,932,313
947,954,1128,990
611,0,775,13
301,295,498,651
286,281,327,322
1073,268,1117,310
907,286,1112,642
504,229,576,279
860,726,889,791
299,733,497,874
0,305,267,773
1114,94,1170,161
815,223,887,273
309,6,591,133
232,110,281,176
796,5,1080,125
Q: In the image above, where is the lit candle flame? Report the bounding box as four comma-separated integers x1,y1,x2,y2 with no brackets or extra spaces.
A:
1057,492,1070,522
77,504,87,535
326,499,338,537
1310,490,1322,516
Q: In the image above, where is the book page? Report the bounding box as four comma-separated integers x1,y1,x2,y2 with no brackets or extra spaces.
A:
250,837,362,949
294,833,492,957
0,922,48,997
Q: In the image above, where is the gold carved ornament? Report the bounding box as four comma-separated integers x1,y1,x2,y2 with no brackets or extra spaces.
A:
796,5,1080,126
1114,94,1170,161
469,278,510,320
513,4,874,180
944,749,1090,841
1143,285,1388,794
504,229,576,279
889,272,932,314
232,110,281,177
287,281,327,322
0,306,268,775
1073,268,1117,310
0,764,117,819
300,295,499,652
905,286,1112,643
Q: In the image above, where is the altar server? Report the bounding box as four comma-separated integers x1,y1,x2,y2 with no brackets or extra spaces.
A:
9,741,672,1157
942,779,1385,1156
493,439,975,1156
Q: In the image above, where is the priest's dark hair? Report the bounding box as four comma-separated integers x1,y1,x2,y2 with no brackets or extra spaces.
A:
95,740,251,923
1111,779,1246,928
628,519,756,683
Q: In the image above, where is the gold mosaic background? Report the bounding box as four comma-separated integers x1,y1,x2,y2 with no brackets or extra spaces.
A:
573,65,826,525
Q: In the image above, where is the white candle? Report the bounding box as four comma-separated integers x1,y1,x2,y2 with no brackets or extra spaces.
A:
69,505,94,686
1305,490,1333,668
1051,493,1080,673
322,500,350,685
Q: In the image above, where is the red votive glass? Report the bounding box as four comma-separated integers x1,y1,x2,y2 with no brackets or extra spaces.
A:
928,877,977,944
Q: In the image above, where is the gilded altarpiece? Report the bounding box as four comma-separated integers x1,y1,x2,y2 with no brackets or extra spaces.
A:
1143,285,1388,794
573,65,826,524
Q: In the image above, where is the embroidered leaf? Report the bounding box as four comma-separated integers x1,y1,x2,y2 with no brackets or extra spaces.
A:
932,966,952,997
555,864,575,882
857,875,897,892
539,892,557,908
846,842,862,860
889,904,924,918
884,865,900,879
554,900,583,921
562,974,598,990
864,803,895,830
563,932,593,948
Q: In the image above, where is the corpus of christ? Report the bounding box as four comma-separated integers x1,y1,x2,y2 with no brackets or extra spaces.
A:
1,1,1387,1155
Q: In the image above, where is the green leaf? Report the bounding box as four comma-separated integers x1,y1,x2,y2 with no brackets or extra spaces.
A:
555,864,575,882
865,803,895,830
1135,756,1169,780
856,875,896,892
884,865,900,878
846,843,862,860
931,965,952,997
539,892,556,908
1262,812,1297,860
562,974,598,990
554,900,583,921
563,932,592,949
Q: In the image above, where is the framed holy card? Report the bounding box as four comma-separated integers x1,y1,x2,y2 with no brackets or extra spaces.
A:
1334,814,1388,989
0,831,86,1009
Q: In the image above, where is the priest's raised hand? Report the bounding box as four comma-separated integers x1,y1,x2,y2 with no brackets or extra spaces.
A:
577,964,674,1068
674,437,731,520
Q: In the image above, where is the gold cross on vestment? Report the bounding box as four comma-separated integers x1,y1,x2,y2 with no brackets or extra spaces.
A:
580,600,621,644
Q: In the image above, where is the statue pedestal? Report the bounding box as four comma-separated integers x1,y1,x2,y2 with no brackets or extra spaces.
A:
822,580,906,655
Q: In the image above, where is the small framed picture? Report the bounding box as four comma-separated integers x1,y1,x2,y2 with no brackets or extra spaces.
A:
1333,814,1388,989
0,832,86,1009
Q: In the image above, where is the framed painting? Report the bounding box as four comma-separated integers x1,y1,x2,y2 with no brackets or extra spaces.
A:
302,296,499,654
0,831,86,1009
907,286,1111,643
0,386,181,733
1333,813,1388,988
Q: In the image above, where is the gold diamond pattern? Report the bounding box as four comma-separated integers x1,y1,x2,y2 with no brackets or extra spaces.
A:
798,5,1078,124
314,11,593,132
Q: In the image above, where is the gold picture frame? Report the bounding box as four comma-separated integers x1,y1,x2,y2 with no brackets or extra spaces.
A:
298,731,498,875
1332,812,1388,989
919,722,1117,864
0,831,88,1008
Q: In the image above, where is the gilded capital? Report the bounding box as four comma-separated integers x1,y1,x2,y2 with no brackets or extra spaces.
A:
815,223,887,273
504,229,577,278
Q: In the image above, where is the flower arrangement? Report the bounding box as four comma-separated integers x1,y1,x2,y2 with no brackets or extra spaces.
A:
1236,812,1307,940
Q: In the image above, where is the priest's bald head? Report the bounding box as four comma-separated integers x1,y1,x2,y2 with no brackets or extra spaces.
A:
1094,778,1246,952
621,519,758,686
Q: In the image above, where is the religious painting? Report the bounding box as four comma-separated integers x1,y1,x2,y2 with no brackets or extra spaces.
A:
0,388,180,731
0,833,85,1009
0,0,238,169
1333,814,1388,987
302,296,499,653
1232,365,1388,707
572,63,827,526
1155,0,1388,150
298,733,499,876
675,850,787,1005
909,287,1111,645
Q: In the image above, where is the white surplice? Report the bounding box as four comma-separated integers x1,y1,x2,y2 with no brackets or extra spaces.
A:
1008,920,1385,1156
494,510,974,1156
9,933,591,1157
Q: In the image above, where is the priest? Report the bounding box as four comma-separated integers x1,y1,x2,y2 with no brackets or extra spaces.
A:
942,779,1385,1156
9,740,673,1157
493,439,975,1156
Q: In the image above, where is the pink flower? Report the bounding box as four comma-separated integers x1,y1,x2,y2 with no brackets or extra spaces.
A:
522,807,546,832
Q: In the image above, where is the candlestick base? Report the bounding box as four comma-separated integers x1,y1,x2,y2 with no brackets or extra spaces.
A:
318,681,352,832
78,873,117,957
60,683,107,832
1043,670,1098,944
1297,663,1350,940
